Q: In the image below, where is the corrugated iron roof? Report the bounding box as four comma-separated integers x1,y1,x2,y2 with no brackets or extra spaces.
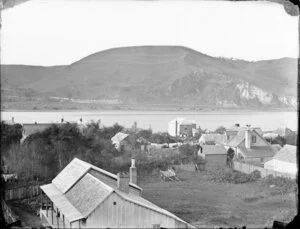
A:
272,144,297,164
111,132,129,143
202,145,227,155
40,183,84,222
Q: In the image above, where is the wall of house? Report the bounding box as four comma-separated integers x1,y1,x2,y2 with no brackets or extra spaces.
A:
250,131,268,147
168,121,177,137
86,192,187,228
179,124,196,137
206,155,227,166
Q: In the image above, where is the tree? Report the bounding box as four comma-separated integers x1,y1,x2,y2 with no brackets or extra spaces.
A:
0,122,23,154
215,126,226,134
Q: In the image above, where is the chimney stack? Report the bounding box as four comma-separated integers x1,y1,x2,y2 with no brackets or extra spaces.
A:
130,159,137,185
12,117,14,124
117,172,130,193
245,125,251,149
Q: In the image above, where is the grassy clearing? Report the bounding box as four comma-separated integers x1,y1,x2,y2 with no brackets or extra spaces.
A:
139,164,297,228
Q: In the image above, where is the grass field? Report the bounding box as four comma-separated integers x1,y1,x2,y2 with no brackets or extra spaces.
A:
139,164,297,228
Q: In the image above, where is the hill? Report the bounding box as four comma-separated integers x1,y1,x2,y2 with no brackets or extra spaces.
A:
1,46,297,110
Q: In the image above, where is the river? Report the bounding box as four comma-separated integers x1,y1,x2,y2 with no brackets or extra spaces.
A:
1,110,298,132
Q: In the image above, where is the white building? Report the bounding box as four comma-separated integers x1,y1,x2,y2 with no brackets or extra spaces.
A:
264,145,297,176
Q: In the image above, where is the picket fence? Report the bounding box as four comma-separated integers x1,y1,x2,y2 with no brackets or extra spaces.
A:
233,161,296,179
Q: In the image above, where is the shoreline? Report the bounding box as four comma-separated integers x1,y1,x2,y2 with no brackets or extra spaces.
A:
1,108,297,113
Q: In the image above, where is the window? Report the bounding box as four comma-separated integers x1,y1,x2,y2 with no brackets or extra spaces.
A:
251,135,256,143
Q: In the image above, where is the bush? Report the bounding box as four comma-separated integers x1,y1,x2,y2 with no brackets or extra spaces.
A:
210,169,261,184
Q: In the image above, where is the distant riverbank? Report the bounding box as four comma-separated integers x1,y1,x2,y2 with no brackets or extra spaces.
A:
1,110,297,132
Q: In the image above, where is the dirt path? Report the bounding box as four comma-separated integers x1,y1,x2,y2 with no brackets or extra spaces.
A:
9,202,43,227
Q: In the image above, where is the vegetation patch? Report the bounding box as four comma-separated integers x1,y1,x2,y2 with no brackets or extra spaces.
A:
210,169,261,184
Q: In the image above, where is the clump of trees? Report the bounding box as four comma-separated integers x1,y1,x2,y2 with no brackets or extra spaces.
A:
2,121,124,181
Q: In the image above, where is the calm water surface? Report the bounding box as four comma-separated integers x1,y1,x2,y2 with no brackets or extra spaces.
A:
1,110,298,132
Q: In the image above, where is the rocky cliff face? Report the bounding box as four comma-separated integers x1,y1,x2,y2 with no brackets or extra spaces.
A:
1,46,297,110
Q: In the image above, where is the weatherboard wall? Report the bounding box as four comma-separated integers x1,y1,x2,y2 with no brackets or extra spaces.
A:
86,192,187,228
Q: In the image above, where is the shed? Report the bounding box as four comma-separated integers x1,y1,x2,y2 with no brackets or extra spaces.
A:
202,145,227,166
111,132,132,152
264,145,297,176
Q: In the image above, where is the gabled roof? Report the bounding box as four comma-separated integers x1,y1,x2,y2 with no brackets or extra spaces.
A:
111,132,129,143
52,158,91,194
65,173,114,217
199,133,224,144
41,158,191,227
22,123,53,137
202,145,227,155
227,128,266,148
40,183,84,222
238,145,277,158
272,144,297,164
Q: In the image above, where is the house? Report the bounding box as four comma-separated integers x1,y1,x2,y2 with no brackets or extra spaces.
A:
39,158,193,228
264,145,297,176
201,145,227,166
21,123,53,142
168,118,196,137
224,126,279,164
111,132,133,152
199,133,225,145
224,124,263,144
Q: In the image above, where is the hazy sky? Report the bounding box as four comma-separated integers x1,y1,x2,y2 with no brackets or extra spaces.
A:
1,0,298,66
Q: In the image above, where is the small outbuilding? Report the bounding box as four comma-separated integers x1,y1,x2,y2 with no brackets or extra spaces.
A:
264,145,297,176
201,145,227,166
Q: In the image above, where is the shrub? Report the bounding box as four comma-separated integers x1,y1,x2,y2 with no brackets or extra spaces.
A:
210,169,261,184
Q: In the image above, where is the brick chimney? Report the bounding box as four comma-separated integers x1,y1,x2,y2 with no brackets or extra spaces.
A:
117,172,130,193
245,125,251,149
130,159,137,185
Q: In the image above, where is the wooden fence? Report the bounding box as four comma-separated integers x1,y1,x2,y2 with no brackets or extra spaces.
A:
233,161,296,179
5,184,41,201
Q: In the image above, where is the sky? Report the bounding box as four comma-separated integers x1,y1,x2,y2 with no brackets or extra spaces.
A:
1,0,298,66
